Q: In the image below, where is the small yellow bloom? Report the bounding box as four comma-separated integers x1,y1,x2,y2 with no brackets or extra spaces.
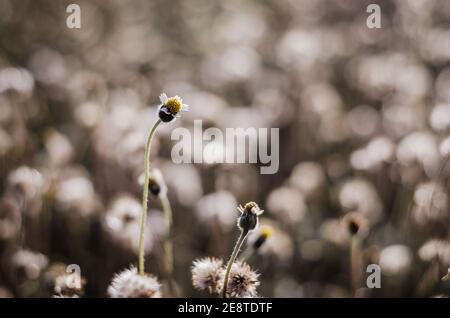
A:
165,96,183,115
158,93,189,123
260,225,273,239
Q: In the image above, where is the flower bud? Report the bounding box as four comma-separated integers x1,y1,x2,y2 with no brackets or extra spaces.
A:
237,202,264,232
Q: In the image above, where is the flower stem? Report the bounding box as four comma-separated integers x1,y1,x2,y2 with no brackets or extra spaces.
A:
239,246,253,262
138,119,162,276
222,229,249,298
160,193,176,295
350,235,361,297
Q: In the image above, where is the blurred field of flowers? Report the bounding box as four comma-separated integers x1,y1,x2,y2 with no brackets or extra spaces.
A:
1,0,450,298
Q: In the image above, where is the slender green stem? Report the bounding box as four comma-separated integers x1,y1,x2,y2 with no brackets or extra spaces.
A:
350,235,361,297
138,119,162,276
222,230,249,298
160,193,175,295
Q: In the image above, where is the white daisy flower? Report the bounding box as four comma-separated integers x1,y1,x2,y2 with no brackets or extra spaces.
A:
157,93,189,123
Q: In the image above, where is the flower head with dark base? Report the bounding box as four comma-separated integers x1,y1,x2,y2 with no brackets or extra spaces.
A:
343,211,369,238
237,201,264,232
138,93,189,276
222,201,264,298
158,93,189,123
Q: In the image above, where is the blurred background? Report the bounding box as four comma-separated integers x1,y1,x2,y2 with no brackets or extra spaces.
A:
1,0,450,298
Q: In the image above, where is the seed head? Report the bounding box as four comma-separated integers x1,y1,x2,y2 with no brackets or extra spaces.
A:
221,261,260,298
104,195,153,254
54,272,86,298
191,257,224,295
11,249,48,280
418,239,450,265
237,202,264,232
107,266,161,298
158,93,189,123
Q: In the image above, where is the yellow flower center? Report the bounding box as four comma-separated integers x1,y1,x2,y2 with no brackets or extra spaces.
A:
260,226,273,239
165,96,183,114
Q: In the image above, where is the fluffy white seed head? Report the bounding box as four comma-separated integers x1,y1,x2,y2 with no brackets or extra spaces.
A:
107,266,161,298
191,257,224,295
221,261,260,298
54,272,86,297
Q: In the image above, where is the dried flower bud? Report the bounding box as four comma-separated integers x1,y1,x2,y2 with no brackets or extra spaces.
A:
343,212,369,237
191,257,224,295
149,169,167,197
157,93,189,123
237,202,264,232
138,169,167,197
108,266,161,298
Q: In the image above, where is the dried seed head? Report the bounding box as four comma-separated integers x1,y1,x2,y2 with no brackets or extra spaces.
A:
418,239,450,265
343,212,369,237
157,93,189,123
11,249,48,280
103,195,153,254
237,202,264,232
54,272,86,297
221,261,260,298
148,178,161,197
107,266,161,298
7,166,44,201
191,257,224,295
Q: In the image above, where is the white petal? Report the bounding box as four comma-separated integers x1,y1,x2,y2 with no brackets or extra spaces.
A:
182,104,190,112
159,93,168,104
